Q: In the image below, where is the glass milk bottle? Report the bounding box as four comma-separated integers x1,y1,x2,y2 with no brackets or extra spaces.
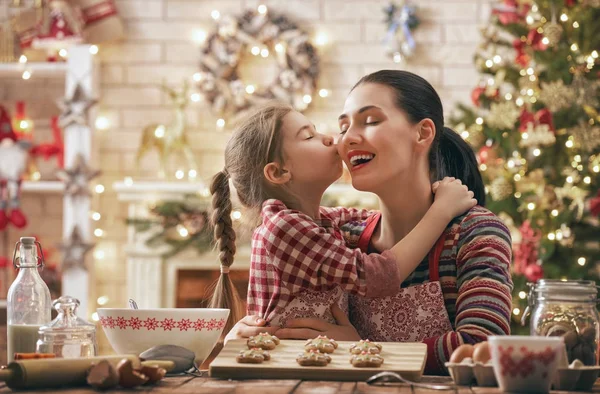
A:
6,237,52,363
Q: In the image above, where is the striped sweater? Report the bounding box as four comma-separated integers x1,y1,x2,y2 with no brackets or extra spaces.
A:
341,206,513,375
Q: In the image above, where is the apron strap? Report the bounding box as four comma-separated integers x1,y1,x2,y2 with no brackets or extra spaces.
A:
357,213,381,253
428,234,446,282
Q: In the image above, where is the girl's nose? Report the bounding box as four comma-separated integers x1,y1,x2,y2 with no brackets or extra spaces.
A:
323,135,334,146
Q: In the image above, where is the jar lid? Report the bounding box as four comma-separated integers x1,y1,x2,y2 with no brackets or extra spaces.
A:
38,296,96,335
534,279,598,295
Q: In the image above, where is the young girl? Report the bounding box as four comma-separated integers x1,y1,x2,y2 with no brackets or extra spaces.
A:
209,103,477,331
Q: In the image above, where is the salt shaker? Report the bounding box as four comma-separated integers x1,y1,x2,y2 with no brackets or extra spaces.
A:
36,296,97,358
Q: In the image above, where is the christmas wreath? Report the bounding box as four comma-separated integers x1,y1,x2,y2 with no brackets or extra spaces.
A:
196,7,320,123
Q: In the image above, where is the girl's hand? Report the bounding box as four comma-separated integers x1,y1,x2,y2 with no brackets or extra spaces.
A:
274,304,361,341
224,315,278,345
432,177,477,219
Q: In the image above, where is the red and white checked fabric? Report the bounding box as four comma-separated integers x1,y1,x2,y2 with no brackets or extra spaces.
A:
246,199,401,326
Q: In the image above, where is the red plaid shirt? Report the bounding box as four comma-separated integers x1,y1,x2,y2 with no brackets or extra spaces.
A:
247,199,401,324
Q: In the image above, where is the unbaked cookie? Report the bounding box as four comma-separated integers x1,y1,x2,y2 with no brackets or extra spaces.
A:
296,349,332,367
350,351,384,368
304,335,338,353
349,339,382,355
247,332,280,350
236,348,271,364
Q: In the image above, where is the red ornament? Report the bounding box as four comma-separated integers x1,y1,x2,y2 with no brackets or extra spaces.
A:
519,108,554,133
471,86,485,107
590,190,600,217
477,146,492,164
30,116,64,168
513,39,530,67
0,256,9,268
492,0,530,25
513,220,541,275
527,29,548,51
0,106,17,143
524,263,544,282
565,0,577,6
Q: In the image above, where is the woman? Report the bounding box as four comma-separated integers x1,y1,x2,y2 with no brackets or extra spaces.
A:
227,70,513,375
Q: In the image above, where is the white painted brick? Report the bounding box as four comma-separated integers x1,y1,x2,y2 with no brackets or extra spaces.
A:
305,22,361,44
99,152,121,172
323,43,389,64
444,23,482,44
245,0,320,21
440,88,472,113
442,66,480,87
421,44,478,66
126,21,199,41
100,43,162,64
362,64,442,87
116,0,163,19
419,1,479,22
323,1,384,21
101,130,142,152
364,21,443,45
187,131,230,151
121,108,199,128
165,42,200,65
19,196,44,217
96,108,121,129
103,87,163,106
479,0,495,22
101,65,125,84
126,65,197,84
320,65,364,88
166,0,243,20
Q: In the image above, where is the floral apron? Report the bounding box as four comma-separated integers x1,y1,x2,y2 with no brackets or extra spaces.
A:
349,213,454,342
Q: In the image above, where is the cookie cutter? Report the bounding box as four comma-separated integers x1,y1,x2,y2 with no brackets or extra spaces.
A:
367,371,457,392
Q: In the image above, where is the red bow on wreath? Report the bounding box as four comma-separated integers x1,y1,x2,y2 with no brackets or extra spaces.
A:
30,116,64,168
519,108,554,133
513,29,547,67
590,190,600,217
492,0,530,25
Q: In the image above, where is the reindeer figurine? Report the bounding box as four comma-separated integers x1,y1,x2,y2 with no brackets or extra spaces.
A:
136,80,198,179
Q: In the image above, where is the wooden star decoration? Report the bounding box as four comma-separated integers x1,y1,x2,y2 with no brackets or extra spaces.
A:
55,154,101,196
56,84,98,129
59,226,95,272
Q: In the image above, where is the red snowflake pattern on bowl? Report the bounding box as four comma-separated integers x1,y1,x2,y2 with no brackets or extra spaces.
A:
497,345,557,378
99,316,227,332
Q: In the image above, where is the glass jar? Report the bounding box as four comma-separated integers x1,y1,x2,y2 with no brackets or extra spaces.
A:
36,296,97,358
6,237,52,363
523,279,599,366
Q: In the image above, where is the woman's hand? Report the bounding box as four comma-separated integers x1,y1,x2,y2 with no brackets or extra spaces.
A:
224,315,278,345
275,305,361,341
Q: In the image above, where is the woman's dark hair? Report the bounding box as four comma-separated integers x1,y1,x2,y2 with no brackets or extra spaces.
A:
352,70,486,206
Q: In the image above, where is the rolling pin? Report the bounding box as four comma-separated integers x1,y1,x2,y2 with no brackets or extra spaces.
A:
0,355,175,390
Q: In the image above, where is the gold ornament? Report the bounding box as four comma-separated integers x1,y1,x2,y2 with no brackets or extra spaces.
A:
486,101,521,130
538,80,576,112
516,169,545,197
58,226,95,271
490,177,514,201
467,125,485,147
55,154,101,196
570,74,600,108
136,81,198,180
582,0,600,6
569,121,600,153
520,122,556,148
543,22,563,47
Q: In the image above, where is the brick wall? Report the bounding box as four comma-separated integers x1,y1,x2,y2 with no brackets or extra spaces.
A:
1,0,495,324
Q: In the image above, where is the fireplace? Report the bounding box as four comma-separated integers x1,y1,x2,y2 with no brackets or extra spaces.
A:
176,269,249,309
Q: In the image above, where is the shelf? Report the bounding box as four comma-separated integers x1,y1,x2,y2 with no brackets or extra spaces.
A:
114,181,209,202
0,62,68,78
21,181,65,194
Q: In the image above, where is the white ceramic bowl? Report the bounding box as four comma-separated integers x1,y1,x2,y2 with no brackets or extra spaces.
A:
97,308,229,363
488,336,564,394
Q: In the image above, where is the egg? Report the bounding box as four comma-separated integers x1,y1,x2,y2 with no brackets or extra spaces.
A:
473,341,491,364
449,344,474,363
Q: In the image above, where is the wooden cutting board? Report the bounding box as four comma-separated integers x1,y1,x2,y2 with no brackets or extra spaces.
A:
210,339,427,381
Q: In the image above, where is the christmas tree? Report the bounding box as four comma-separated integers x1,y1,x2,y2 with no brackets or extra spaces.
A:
450,0,600,332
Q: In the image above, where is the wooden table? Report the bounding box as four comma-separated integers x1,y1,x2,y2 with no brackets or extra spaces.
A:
1,374,598,393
